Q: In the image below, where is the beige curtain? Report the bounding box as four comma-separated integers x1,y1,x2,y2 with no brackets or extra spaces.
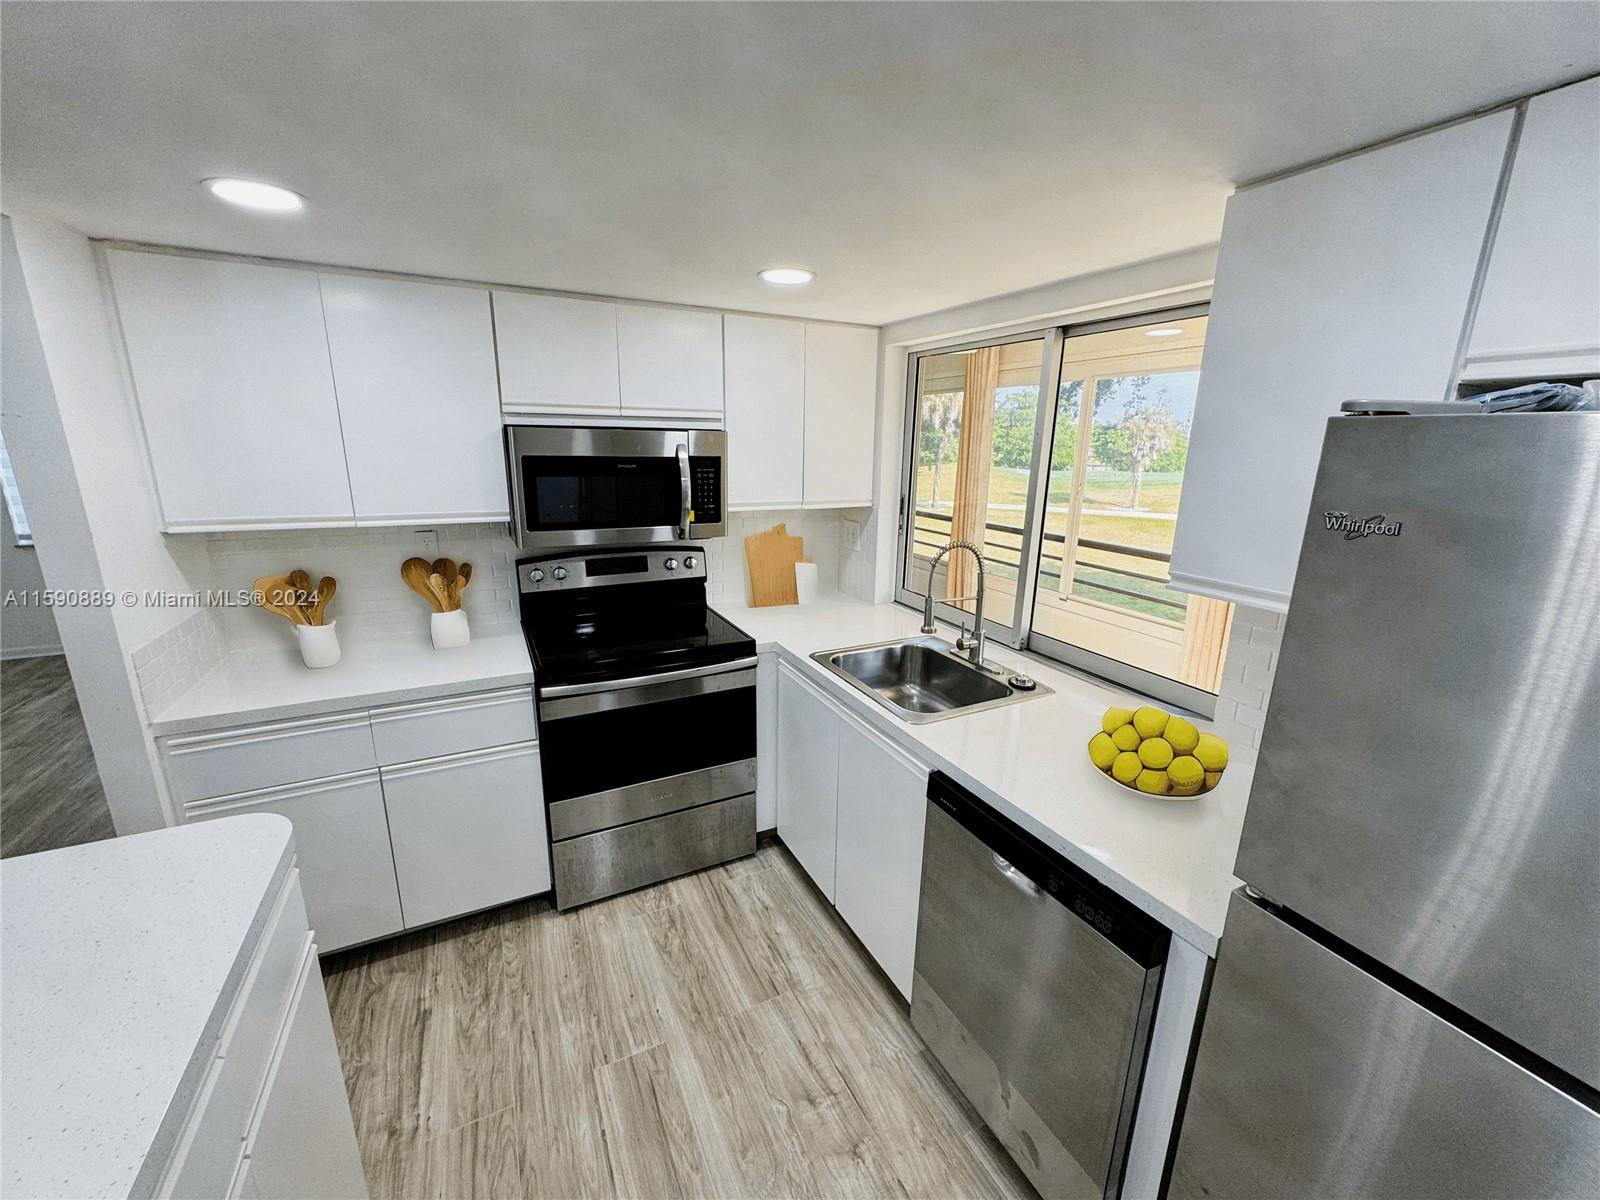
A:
1180,597,1234,692
947,347,998,601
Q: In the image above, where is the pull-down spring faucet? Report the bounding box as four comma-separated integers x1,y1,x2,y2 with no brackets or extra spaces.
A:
920,540,988,666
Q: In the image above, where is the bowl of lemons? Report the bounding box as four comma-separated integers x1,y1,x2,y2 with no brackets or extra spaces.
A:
1087,705,1229,797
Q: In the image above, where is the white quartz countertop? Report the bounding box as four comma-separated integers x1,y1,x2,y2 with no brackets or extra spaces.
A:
148,628,534,736
714,595,1252,953
1,815,295,1200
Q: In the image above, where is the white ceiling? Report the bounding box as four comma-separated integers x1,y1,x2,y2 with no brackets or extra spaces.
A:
3,2,1595,325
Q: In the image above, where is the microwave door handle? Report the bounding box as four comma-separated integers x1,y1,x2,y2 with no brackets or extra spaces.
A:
676,443,691,537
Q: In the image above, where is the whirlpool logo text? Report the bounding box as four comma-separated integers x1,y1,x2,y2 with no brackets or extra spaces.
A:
1323,511,1403,540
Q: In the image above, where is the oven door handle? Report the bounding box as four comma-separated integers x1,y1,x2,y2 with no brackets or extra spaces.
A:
538,657,759,721
676,442,691,537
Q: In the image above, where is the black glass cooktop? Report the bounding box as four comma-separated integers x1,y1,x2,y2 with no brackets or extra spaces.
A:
520,575,754,689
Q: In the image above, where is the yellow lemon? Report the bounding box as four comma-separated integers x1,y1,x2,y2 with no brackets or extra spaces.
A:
1135,768,1171,795
1111,751,1143,784
1132,706,1169,739
1138,737,1174,770
1194,733,1230,772
1204,770,1224,791
1088,732,1119,771
1102,707,1135,733
1166,716,1200,755
1110,724,1142,752
1167,756,1204,794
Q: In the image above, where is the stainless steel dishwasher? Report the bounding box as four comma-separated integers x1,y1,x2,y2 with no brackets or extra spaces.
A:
912,772,1168,1200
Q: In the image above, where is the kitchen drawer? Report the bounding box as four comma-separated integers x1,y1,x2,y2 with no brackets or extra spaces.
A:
553,792,755,909
160,870,311,1199
381,741,550,928
185,771,404,952
161,711,376,805
368,686,536,766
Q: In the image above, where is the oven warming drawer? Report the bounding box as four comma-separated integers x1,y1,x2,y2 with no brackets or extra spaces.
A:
553,793,755,909
548,759,756,840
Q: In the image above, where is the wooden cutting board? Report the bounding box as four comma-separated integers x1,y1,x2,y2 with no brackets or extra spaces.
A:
744,523,805,606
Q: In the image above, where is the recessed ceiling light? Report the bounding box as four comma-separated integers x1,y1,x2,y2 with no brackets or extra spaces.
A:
758,267,815,287
1144,327,1185,338
201,177,306,212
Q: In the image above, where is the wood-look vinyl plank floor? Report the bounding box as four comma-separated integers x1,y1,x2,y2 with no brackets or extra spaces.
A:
322,841,1037,1200
0,654,114,859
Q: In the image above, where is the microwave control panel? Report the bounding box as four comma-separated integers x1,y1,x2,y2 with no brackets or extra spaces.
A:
689,457,723,524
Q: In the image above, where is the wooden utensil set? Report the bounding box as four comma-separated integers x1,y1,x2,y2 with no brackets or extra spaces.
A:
402,557,473,613
254,569,336,626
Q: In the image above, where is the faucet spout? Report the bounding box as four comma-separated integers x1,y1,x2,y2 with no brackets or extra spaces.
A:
919,540,988,666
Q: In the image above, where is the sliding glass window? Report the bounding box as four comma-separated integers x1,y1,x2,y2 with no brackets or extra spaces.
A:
897,308,1230,712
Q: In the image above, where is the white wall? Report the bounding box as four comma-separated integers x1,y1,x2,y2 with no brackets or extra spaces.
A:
1,501,62,658
1,212,179,832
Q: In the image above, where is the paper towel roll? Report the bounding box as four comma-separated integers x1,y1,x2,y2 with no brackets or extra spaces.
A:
794,561,819,604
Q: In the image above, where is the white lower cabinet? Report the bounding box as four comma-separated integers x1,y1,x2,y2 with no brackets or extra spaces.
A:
244,951,369,1199
775,660,841,901
167,684,547,952
185,772,404,953
775,657,930,996
834,711,929,1000
381,741,551,929
157,868,366,1200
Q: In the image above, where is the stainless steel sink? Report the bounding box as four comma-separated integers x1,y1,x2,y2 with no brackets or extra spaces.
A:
811,636,1052,724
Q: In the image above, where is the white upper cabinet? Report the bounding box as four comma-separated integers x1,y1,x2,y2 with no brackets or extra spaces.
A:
724,314,805,508
106,250,355,531
320,274,507,524
616,304,724,420
1467,78,1600,380
803,323,877,507
1169,109,1515,612
493,291,622,418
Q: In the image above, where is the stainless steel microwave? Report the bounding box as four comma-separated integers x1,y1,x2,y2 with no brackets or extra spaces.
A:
506,426,728,550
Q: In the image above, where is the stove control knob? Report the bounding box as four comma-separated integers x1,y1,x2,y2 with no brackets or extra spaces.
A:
528,567,545,583
683,555,698,569
552,566,568,581
663,557,679,571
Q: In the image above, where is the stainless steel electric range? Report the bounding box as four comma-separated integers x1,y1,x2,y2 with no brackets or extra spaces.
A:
517,545,757,909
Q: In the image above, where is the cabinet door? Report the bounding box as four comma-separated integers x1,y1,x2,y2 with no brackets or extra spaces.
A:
381,741,550,928
1169,109,1515,612
775,661,840,900
246,951,368,1200
1467,78,1600,379
616,305,723,419
493,291,621,418
105,250,354,531
724,315,804,508
834,712,928,999
803,324,877,507
185,771,403,952
320,274,505,524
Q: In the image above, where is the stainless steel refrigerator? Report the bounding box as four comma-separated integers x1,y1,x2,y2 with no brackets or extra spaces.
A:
1170,409,1600,1199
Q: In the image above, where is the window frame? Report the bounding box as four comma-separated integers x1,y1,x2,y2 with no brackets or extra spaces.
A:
894,301,1216,715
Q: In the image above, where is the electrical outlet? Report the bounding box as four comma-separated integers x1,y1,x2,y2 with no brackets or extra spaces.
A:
841,517,862,547
415,528,439,555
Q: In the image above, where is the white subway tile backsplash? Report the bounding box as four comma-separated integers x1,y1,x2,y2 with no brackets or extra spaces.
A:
1211,603,1282,749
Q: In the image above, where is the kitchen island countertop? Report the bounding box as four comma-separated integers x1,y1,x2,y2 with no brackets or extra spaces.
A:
715,594,1253,953
1,815,295,1199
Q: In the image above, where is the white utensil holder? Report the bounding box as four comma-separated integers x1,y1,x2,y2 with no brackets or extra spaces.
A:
431,609,471,650
794,561,819,605
295,620,342,669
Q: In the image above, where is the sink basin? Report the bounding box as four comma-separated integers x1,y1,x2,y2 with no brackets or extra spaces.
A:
811,636,1052,724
